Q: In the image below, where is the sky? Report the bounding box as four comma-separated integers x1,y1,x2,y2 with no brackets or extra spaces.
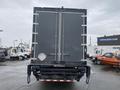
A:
0,0,120,47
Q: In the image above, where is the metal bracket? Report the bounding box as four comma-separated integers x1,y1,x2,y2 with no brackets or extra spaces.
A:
85,66,91,84
27,65,32,84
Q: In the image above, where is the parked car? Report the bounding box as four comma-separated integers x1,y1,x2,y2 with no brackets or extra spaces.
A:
7,47,23,60
92,52,120,67
8,47,27,60
0,48,7,62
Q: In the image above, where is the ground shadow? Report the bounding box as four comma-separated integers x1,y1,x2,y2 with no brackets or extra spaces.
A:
0,62,7,66
101,65,120,74
101,66,113,71
39,81,76,90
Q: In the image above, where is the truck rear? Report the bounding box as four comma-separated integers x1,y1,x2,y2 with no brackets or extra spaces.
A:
27,7,90,84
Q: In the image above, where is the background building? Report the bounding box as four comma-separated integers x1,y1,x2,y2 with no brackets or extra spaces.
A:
97,35,120,46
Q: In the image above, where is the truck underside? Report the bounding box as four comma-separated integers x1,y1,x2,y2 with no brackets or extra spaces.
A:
27,60,90,84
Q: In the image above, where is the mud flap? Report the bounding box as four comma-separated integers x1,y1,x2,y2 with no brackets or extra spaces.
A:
85,66,91,84
27,65,31,84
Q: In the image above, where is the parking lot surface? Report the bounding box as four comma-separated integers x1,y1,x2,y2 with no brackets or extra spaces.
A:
0,60,120,90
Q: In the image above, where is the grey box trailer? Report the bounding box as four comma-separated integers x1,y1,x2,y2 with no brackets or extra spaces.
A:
27,7,90,84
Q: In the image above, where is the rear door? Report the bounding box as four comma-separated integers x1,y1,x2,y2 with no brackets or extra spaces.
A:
32,7,87,62
61,12,84,61
32,9,59,61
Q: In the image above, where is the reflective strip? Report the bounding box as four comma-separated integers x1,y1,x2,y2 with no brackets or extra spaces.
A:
53,80,57,82
66,80,72,82
46,79,51,82
33,23,39,25
32,42,38,44
81,24,87,26
34,13,38,15
31,58,37,60
33,32,38,34
40,79,73,82
81,44,87,46
81,34,87,36
81,15,87,17
60,80,64,82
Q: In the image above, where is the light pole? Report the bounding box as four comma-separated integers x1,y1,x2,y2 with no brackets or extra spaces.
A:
13,40,18,48
0,29,3,47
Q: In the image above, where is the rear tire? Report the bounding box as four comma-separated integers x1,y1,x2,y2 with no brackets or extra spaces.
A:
24,55,28,59
95,60,101,65
115,67,120,73
19,56,24,60
93,58,101,65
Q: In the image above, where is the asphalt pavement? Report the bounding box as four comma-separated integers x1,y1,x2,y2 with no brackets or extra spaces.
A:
0,59,120,90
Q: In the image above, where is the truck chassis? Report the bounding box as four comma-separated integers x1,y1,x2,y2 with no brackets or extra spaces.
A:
27,60,90,84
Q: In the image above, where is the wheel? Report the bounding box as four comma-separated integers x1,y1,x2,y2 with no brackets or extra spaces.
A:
96,60,101,65
27,55,30,58
93,58,101,65
19,56,24,60
36,78,39,81
24,55,28,59
93,60,97,64
115,67,120,73
76,79,80,82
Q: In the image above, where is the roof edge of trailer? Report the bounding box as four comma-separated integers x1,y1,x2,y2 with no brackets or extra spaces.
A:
33,7,87,15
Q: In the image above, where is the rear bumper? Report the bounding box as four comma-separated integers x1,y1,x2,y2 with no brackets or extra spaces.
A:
27,61,91,84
